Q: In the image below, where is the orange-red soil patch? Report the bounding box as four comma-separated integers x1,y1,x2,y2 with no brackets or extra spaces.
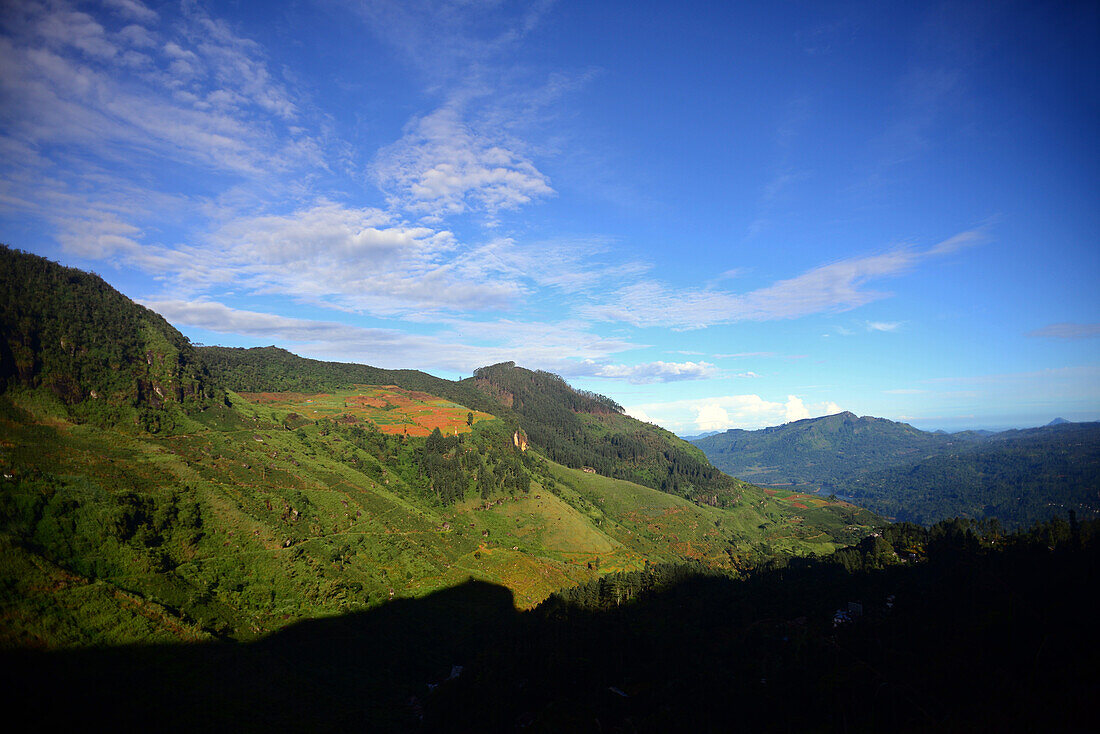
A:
241,392,331,404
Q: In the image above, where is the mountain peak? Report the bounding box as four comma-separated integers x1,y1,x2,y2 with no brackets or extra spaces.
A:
1047,417,1071,426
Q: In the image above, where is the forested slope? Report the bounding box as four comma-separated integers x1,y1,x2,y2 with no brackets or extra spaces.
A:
842,422,1100,526
0,245,222,429
466,362,748,504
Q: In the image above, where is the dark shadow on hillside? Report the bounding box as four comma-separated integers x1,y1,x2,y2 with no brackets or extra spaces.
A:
0,580,517,732
3,534,1098,733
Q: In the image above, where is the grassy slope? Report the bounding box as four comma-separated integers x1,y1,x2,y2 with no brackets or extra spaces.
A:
0,385,879,648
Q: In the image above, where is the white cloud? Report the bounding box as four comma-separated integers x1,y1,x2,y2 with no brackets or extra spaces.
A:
695,403,732,431
0,0,318,195
102,0,158,24
1026,323,1100,339
625,394,844,432
373,106,553,220
200,202,526,314
585,360,719,384
784,395,809,422
867,320,902,332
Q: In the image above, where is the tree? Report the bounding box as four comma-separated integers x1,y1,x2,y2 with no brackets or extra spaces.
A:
467,411,474,427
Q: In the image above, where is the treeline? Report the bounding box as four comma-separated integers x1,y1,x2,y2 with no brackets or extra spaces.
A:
0,245,221,426
471,362,624,415
543,514,1095,614
425,513,1099,731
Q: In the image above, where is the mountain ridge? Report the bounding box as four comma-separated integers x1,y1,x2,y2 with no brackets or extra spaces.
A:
692,411,1100,527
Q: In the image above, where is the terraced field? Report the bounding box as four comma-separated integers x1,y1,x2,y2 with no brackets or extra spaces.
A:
241,386,496,437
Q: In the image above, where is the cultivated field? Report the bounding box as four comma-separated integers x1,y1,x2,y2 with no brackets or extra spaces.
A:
241,386,496,437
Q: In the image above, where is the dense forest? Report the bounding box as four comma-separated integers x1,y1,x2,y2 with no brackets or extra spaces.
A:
0,245,222,429
841,421,1100,527
694,410,1100,527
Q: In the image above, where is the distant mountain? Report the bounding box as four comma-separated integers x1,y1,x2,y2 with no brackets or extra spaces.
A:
842,422,1100,526
693,412,1100,527
1048,417,1071,426
679,430,722,442
692,411,957,487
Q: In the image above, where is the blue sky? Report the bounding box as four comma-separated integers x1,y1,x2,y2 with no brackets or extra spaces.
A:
2,0,1097,433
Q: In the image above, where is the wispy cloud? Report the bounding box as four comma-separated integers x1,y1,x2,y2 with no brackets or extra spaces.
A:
584,229,986,329
102,0,158,24
146,299,637,374
0,0,335,282
866,320,902,332
582,360,719,384
1026,323,1100,340
0,0,315,177
348,0,555,86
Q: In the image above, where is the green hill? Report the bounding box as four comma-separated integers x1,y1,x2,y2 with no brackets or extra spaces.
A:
693,411,1100,527
0,247,877,648
465,361,745,503
0,246,223,431
693,411,958,486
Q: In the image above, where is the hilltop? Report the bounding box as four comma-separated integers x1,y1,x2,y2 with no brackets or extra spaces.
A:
0,246,223,431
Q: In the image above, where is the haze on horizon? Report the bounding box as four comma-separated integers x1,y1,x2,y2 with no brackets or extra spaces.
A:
1,0,1097,434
